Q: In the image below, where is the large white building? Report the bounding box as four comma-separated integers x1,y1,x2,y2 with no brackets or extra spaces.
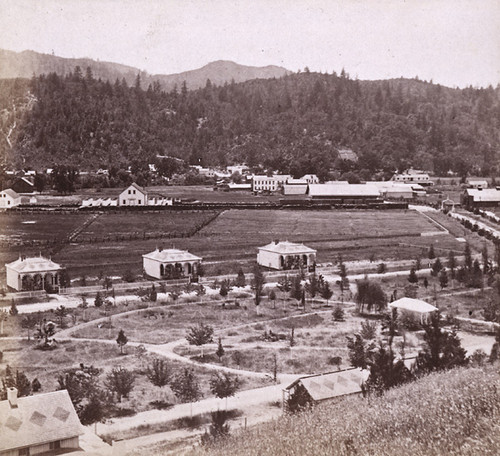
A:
6,255,63,291
0,388,83,456
390,171,432,186
0,189,22,208
119,183,148,206
143,248,202,280
257,241,316,270
252,175,291,192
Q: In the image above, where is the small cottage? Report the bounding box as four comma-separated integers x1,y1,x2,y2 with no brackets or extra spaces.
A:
6,255,63,292
257,241,316,271
0,388,83,456
119,182,148,206
143,248,202,280
0,189,22,208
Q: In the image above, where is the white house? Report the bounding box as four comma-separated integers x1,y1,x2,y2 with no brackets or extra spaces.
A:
257,240,316,270
6,255,63,291
252,175,291,192
391,171,432,186
300,174,319,184
0,189,22,208
119,183,148,206
389,297,438,324
143,248,202,280
0,388,83,456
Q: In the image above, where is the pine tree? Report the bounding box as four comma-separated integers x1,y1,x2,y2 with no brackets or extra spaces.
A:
428,245,436,259
116,329,128,354
439,269,448,289
216,337,225,362
408,267,418,283
234,268,246,288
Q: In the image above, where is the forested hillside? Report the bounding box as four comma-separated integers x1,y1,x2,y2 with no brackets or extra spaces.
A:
1,68,499,178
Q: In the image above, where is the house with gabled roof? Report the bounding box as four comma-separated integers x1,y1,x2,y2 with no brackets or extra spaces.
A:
0,387,83,456
118,182,148,206
0,189,22,208
257,240,316,271
6,255,63,292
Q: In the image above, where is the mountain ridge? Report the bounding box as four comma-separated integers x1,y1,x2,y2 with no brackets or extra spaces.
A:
0,49,291,91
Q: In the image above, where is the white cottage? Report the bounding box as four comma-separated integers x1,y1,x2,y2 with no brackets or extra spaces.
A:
119,182,147,206
389,297,438,324
6,255,62,291
0,189,22,208
143,248,202,280
257,241,317,271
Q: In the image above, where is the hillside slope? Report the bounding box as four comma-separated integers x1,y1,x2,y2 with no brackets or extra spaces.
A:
191,366,500,456
0,70,499,176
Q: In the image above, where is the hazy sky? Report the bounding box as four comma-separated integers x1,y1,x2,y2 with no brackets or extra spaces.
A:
0,0,499,88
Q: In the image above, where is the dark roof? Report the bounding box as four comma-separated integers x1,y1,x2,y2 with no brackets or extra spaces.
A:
0,390,83,451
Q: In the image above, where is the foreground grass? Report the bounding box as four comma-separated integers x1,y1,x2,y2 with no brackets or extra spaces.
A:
189,366,500,456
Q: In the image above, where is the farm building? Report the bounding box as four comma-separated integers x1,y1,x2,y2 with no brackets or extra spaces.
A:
257,240,316,270
461,188,500,209
0,189,22,208
143,248,202,280
368,182,416,200
6,255,63,292
467,180,488,189
390,171,432,186
119,182,148,206
283,368,370,409
307,183,381,203
252,175,291,192
0,388,83,456
389,297,438,324
11,177,35,194
283,179,308,195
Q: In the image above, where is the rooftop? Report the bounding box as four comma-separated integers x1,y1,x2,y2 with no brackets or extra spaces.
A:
143,248,202,263
0,389,83,452
389,297,438,314
1,188,20,199
465,188,500,202
285,368,370,402
6,256,62,273
308,183,380,197
258,240,316,255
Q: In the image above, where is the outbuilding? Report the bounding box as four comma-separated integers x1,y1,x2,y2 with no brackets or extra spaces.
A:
307,183,381,204
283,368,370,409
257,240,316,271
389,297,438,324
143,248,202,280
461,188,500,209
0,388,83,456
6,255,63,292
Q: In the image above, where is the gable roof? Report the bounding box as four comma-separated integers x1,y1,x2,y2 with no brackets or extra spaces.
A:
0,390,83,452
6,256,62,273
121,182,147,195
286,368,369,402
1,188,21,199
389,297,438,314
258,241,316,255
142,248,202,263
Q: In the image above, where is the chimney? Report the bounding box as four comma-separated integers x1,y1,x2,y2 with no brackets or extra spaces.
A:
7,387,18,408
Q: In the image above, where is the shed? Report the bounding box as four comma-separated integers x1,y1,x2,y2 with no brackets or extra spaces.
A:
0,388,83,456
143,248,202,280
283,368,369,408
0,189,22,208
257,240,316,271
389,297,438,323
461,188,500,209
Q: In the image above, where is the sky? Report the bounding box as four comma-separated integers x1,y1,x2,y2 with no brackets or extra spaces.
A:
0,0,499,88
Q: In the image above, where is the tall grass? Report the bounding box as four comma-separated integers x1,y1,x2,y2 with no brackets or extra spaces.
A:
191,366,500,456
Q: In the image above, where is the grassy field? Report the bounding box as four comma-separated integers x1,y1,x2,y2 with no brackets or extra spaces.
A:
190,365,500,456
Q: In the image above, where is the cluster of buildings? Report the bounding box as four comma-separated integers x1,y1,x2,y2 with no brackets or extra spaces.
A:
5,240,317,292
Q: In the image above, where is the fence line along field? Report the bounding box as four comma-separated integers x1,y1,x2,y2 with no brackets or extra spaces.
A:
1,208,471,285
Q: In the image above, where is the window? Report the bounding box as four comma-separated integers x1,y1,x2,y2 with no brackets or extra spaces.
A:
19,448,30,456
138,200,141,204
123,200,126,204
128,190,131,194
49,441,61,450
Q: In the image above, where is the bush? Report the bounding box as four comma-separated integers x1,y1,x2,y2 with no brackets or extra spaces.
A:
360,320,377,340
398,310,422,331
